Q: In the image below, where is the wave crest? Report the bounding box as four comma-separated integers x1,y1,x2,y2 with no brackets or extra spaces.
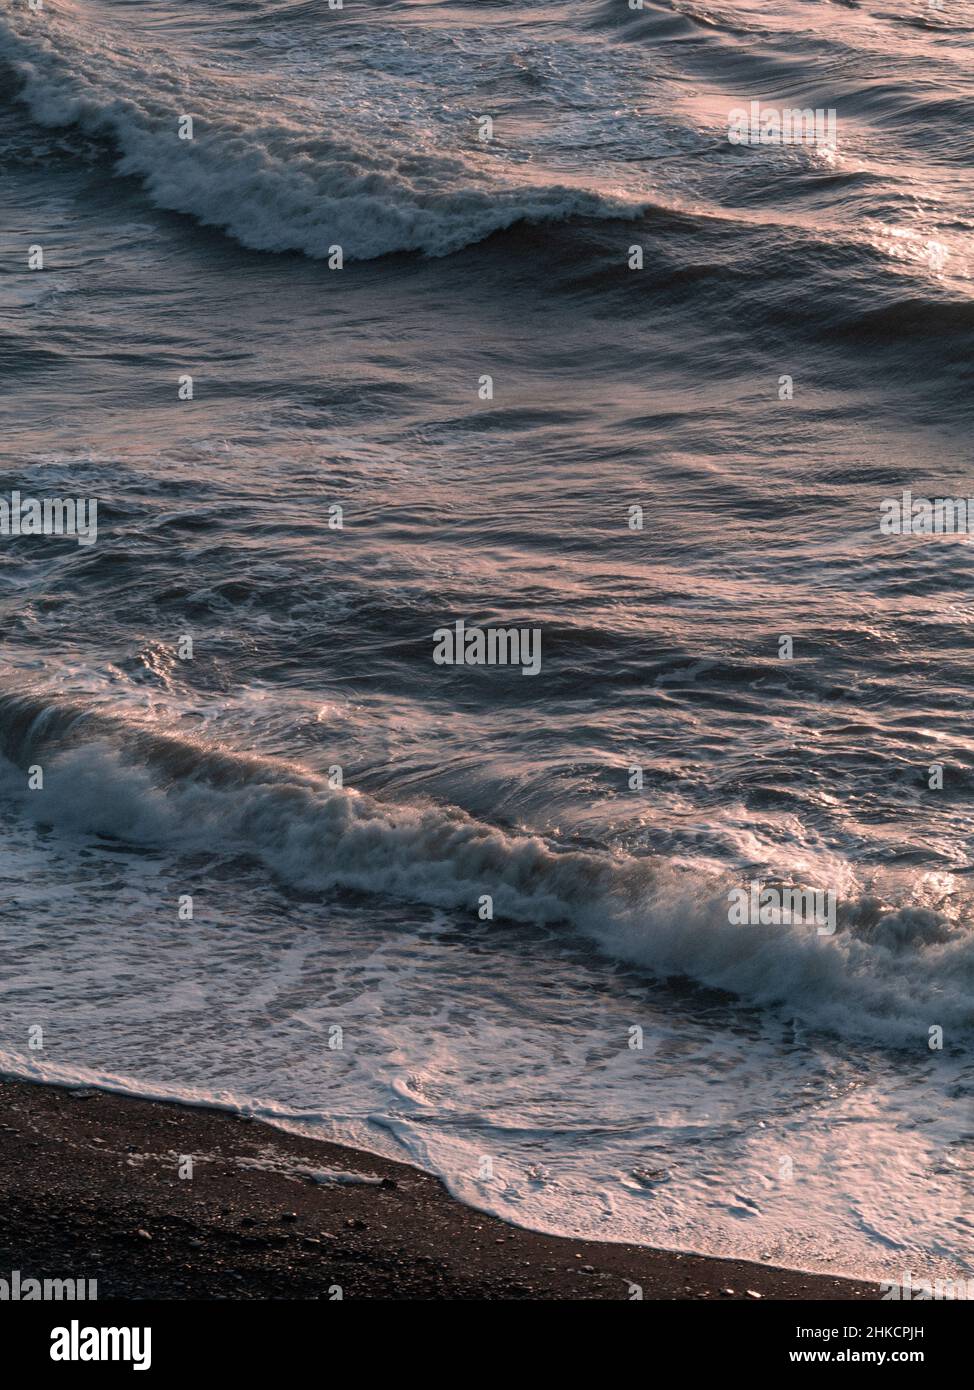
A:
2,689,973,1047
0,3,643,259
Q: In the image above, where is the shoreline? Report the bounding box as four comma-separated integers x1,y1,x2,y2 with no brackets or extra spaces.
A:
0,1074,877,1300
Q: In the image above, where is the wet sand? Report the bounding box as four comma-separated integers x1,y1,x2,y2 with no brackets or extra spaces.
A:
0,1075,877,1301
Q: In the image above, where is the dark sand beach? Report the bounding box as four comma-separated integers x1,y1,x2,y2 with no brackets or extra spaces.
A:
0,1077,875,1301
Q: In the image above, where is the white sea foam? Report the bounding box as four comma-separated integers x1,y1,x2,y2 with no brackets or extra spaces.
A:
0,1,644,260
1,691,972,1048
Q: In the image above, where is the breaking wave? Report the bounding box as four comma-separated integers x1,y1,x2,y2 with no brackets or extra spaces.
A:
2,689,972,1047
0,0,644,259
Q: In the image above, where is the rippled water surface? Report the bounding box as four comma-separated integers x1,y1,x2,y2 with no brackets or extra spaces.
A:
1,0,973,1279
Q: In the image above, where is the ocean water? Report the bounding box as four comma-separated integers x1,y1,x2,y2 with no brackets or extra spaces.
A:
1,0,973,1282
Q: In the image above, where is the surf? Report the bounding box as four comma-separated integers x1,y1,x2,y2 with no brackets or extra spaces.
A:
1,687,972,1048
0,0,646,261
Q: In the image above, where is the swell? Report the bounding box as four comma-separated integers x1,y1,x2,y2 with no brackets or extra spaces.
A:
0,5,645,261
832,297,974,341
2,688,972,1047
